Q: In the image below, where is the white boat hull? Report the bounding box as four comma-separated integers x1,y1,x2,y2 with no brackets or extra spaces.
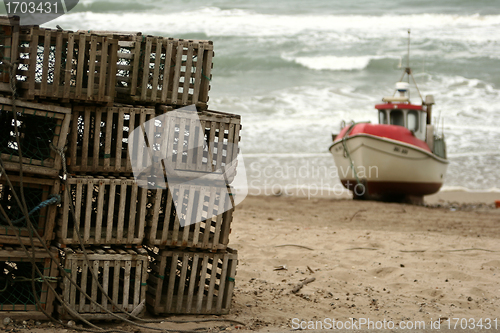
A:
329,134,449,198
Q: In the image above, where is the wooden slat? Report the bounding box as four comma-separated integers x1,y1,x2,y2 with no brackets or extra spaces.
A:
74,179,83,243
52,32,63,97
79,261,89,310
171,40,184,105
95,178,105,243
185,117,197,168
170,186,183,246
185,253,199,313
90,260,100,312
215,122,226,172
225,123,236,166
205,121,216,172
141,37,153,100
126,108,136,171
106,179,117,243
87,35,98,99
199,46,213,106
181,42,194,105
103,109,113,170
116,179,127,243
83,177,94,243
106,39,118,101
176,253,189,312
98,37,109,101
176,117,188,170
130,39,141,96
191,187,206,247
27,32,38,99
40,29,51,96
161,39,174,103
123,260,132,311
148,189,161,244
205,254,219,312
75,34,87,99
136,186,147,242
195,255,209,314
81,107,92,169
216,253,229,312
112,259,120,307
224,251,238,311
102,260,110,312
202,187,217,248
115,108,125,171
150,38,162,101
127,181,138,243
195,120,206,171
93,109,102,170
165,253,179,313
191,43,204,104
212,189,226,250
181,185,195,244
133,259,143,309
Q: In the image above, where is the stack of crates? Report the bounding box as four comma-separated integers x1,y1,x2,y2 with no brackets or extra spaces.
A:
0,16,65,320
0,15,241,320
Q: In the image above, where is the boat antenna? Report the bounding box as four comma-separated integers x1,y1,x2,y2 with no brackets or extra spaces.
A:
405,29,424,103
407,29,411,74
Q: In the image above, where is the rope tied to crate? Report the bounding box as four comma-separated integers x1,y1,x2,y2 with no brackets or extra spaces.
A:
0,274,60,294
50,143,68,180
0,194,61,226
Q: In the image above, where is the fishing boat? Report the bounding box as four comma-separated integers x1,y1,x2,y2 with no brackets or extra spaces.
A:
329,32,448,203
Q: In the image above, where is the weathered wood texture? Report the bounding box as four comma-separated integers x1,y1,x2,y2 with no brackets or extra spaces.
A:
146,247,237,315
0,174,59,247
67,105,155,174
13,26,118,103
59,246,148,320
0,246,59,320
151,108,241,181
57,176,146,245
112,36,213,109
0,97,71,177
145,183,234,250
0,16,20,87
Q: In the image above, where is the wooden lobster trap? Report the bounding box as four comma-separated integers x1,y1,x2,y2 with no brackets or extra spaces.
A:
57,176,147,246
67,105,155,174
151,107,241,181
0,246,59,320
0,96,71,177
147,247,237,315
0,173,60,247
0,16,19,89
15,26,118,103
145,182,234,251
81,31,214,109
59,246,148,320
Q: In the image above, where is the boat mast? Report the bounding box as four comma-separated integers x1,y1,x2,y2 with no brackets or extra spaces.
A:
407,29,411,98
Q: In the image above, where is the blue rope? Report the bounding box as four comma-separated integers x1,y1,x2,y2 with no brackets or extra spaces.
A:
1,195,61,226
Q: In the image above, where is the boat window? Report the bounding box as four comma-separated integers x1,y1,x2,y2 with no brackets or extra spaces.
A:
390,110,404,126
407,110,419,131
379,110,387,124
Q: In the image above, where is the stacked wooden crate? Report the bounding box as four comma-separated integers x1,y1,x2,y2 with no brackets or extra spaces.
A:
0,15,241,320
0,17,69,320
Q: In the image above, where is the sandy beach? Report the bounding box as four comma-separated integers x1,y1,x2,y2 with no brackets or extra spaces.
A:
7,190,499,333
223,191,500,331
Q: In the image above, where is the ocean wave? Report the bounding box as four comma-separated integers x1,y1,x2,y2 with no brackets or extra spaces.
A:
283,55,398,71
50,9,500,40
